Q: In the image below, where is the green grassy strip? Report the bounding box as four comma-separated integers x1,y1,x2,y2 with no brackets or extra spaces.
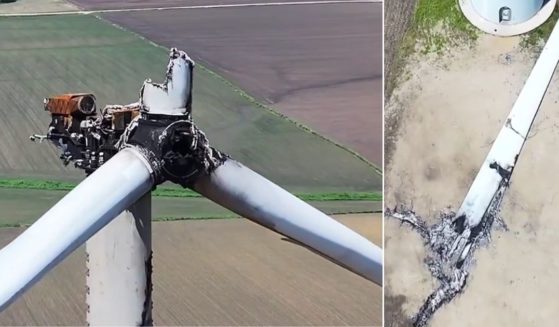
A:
386,0,479,101
0,179,382,201
403,0,478,54
0,223,24,228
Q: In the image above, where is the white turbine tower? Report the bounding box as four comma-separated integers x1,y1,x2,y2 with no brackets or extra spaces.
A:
459,0,557,36
0,49,382,325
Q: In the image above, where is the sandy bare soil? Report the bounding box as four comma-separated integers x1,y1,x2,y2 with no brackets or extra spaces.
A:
101,3,382,165
0,214,381,326
385,34,559,326
0,0,76,13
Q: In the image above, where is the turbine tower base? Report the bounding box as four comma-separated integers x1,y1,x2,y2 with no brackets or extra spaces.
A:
86,193,152,326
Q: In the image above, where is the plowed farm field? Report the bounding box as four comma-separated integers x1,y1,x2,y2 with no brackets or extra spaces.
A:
0,214,382,326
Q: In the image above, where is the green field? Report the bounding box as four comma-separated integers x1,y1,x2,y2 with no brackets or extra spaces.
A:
0,14,380,222
0,178,382,201
0,188,381,227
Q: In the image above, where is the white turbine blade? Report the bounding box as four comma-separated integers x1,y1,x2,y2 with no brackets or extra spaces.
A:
140,48,194,116
0,148,154,311
193,160,383,285
458,21,559,227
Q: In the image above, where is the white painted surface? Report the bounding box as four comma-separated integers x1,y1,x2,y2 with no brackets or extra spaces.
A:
194,160,383,286
471,0,543,24
141,49,194,116
0,148,153,311
458,21,559,227
459,0,556,36
87,193,152,326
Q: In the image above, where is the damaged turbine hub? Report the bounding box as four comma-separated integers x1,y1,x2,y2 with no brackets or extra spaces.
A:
32,48,226,186
120,116,226,187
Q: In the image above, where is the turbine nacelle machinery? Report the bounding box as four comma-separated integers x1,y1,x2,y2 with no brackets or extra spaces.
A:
32,93,139,172
31,49,224,186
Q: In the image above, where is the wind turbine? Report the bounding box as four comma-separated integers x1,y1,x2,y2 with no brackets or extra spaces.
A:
0,49,382,325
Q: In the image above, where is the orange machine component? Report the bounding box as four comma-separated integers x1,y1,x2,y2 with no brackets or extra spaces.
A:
111,110,140,131
101,103,141,131
44,93,97,116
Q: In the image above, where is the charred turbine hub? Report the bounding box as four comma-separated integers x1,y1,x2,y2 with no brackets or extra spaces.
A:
121,115,226,187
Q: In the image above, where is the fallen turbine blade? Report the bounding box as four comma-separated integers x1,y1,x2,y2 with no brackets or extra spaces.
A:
193,160,382,285
0,148,154,311
386,20,559,326
458,21,559,228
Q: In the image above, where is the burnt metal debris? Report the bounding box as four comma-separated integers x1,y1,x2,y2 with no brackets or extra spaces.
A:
387,179,510,327
31,48,226,186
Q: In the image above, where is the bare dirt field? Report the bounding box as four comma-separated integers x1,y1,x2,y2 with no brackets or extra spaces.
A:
69,0,359,10
0,214,381,326
101,2,382,164
385,33,559,326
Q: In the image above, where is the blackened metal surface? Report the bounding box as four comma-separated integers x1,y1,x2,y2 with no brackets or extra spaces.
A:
122,114,226,187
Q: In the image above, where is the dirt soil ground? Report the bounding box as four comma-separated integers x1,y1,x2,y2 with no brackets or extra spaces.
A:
69,0,358,9
385,34,559,326
0,214,381,326
100,2,382,165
